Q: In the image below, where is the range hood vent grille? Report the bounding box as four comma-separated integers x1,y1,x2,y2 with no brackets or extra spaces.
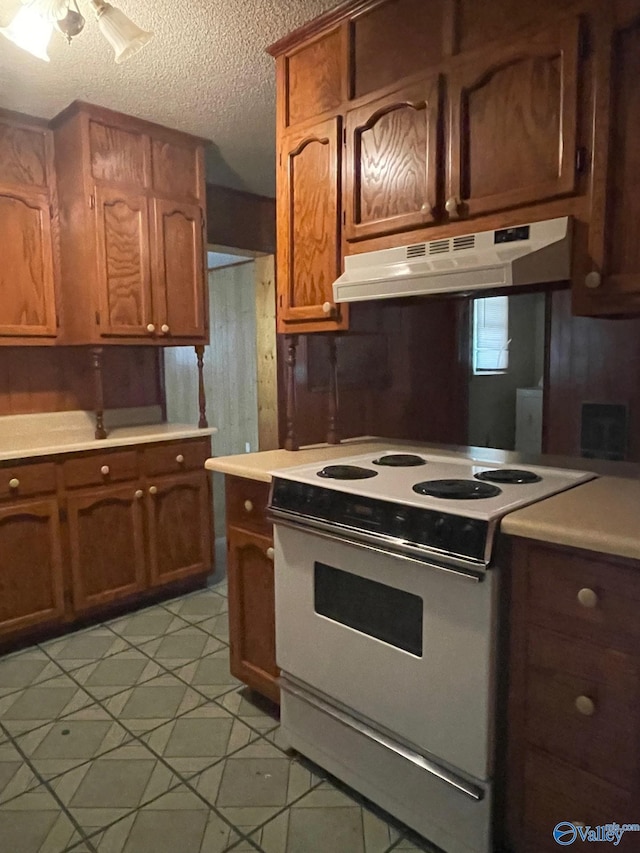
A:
333,217,572,303
453,235,476,251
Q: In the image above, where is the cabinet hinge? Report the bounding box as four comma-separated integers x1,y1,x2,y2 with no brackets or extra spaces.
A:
278,294,283,308
95,310,100,326
88,194,95,210
575,146,589,175
49,204,54,220
59,507,67,522
342,210,346,226
279,151,282,167
578,20,590,60
343,128,347,146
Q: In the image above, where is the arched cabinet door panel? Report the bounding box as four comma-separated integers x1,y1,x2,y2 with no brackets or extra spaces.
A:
345,75,441,242
277,116,346,333
0,499,64,635
446,16,582,220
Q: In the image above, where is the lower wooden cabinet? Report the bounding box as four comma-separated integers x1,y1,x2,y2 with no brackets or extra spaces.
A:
67,484,147,613
505,537,640,852
227,525,279,704
0,436,213,645
0,498,65,636
225,474,279,704
147,471,212,587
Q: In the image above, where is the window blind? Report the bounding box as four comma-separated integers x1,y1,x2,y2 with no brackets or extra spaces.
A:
472,296,510,374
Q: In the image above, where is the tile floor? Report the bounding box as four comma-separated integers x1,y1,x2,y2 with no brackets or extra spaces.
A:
0,578,433,853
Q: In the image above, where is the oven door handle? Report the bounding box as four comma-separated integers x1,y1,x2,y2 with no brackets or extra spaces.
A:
270,513,484,582
280,677,485,801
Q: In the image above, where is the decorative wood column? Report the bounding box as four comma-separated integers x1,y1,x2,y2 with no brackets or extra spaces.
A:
327,334,340,445
195,345,208,428
284,334,299,451
91,347,107,440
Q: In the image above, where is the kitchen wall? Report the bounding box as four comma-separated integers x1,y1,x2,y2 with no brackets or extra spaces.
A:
467,292,546,450
0,347,162,417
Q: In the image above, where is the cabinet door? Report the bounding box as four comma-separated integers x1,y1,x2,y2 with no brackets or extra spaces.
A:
94,186,154,338
146,471,212,587
67,484,147,612
582,9,640,315
278,116,346,332
0,189,57,338
345,76,441,242
0,498,64,635
152,198,206,339
446,17,581,221
227,526,279,703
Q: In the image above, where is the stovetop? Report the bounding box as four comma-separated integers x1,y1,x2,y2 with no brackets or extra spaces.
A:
269,450,596,570
270,451,595,521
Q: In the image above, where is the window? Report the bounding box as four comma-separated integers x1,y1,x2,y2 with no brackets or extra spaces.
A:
472,296,510,374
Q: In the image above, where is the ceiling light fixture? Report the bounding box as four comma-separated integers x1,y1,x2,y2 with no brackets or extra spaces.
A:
0,0,153,63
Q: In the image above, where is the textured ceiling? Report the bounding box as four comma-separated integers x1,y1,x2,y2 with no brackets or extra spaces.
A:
0,0,339,196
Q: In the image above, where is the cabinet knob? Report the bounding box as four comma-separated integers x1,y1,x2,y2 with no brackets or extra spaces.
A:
266,546,275,560
161,324,170,334
134,489,144,500
322,302,333,315
176,454,185,464
100,465,110,476
575,695,596,716
149,486,158,495
244,500,254,512
146,323,156,334
585,271,602,290
445,196,460,217
420,202,433,215
8,478,19,490
577,587,599,608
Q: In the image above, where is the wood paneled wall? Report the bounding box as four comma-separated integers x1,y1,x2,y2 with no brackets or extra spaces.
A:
279,298,467,448
546,289,640,461
206,184,276,254
0,347,163,416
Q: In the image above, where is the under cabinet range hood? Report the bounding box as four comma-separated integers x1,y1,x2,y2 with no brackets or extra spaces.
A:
332,217,571,303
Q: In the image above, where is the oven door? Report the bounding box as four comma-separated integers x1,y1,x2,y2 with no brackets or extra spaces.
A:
273,521,498,781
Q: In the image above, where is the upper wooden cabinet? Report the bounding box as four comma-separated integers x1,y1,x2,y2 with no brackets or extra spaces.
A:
345,75,441,242
277,117,347,333
52,102,208,345
446,18,582,222
0,111,58,343
577,5,640,316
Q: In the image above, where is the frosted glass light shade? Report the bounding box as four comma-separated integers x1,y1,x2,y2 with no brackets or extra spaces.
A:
95,3,152,63
0,4,54,61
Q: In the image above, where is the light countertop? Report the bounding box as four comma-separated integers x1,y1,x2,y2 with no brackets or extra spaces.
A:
206,438,640,562
0,408,216,462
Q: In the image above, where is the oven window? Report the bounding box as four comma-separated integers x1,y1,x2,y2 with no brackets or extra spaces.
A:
314,563,423,657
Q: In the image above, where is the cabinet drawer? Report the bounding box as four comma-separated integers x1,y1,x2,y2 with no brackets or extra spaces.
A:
63,451,139,489
143,439,210,477
522,751,638,852
225,476,271,534
525,629,639,791
526,544,640,648
0,461,57,500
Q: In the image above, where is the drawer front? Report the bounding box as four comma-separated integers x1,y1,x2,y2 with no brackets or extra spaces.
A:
525,629,639,790
226,476,271,534
522,751,638,852
0,461,57,500
63,451,139,489
527,544,640,648
142,439,210,477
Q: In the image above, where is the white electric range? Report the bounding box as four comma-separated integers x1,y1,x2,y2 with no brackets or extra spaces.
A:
269,450,595,853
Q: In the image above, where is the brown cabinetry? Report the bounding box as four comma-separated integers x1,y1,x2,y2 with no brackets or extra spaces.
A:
446,18,582,222
225,475,279,703
579,3,640,316
0,461,64,635
53,102,208,345
345,75,441,241
277,117,346,333
505,538,640,851
0,111,58,343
